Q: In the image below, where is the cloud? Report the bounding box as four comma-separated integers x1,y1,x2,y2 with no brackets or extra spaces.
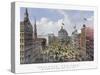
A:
87,16,94,21
32,17,63,36
57,10,75,35
31,10,94,36
86,16,94,28
57,10,71,25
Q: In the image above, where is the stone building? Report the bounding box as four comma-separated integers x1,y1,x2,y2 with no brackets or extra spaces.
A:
20,8,47,64
85,27,94,60
31,18,47,63
80,24,87,60
20,8,33,64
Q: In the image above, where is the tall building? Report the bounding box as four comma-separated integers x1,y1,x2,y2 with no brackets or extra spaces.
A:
20,8,33,64
86,27,94,60
31,18,47,63
80,24,87,60
20,22,25,64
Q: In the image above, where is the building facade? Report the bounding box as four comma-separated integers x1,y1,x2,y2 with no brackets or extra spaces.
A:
20,8,47,64
80,24,87,60
20,8,33,64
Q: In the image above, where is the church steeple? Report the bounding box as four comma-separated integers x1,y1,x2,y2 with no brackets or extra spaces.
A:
34,18,37,39
24,8,29,22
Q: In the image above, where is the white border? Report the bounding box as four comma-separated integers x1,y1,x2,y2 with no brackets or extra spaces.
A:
14,2,98,73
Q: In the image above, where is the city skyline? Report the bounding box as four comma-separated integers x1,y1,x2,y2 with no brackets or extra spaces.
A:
20,7,94,36
20,8,94,64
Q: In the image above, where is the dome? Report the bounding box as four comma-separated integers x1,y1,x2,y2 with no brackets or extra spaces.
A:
58,27,68,35
58,26,68,41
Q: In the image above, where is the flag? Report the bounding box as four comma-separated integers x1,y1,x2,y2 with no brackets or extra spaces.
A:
62,22,64,25
84,18,87,21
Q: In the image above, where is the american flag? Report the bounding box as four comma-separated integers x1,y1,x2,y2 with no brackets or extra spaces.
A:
62,22,64,25
84,18,87,21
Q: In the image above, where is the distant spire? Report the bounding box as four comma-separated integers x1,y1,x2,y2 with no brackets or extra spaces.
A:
25,8,28,17
24,8,29,22
34,18,37,39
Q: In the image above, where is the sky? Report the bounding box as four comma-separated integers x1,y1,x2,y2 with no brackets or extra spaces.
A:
20,7,94,36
